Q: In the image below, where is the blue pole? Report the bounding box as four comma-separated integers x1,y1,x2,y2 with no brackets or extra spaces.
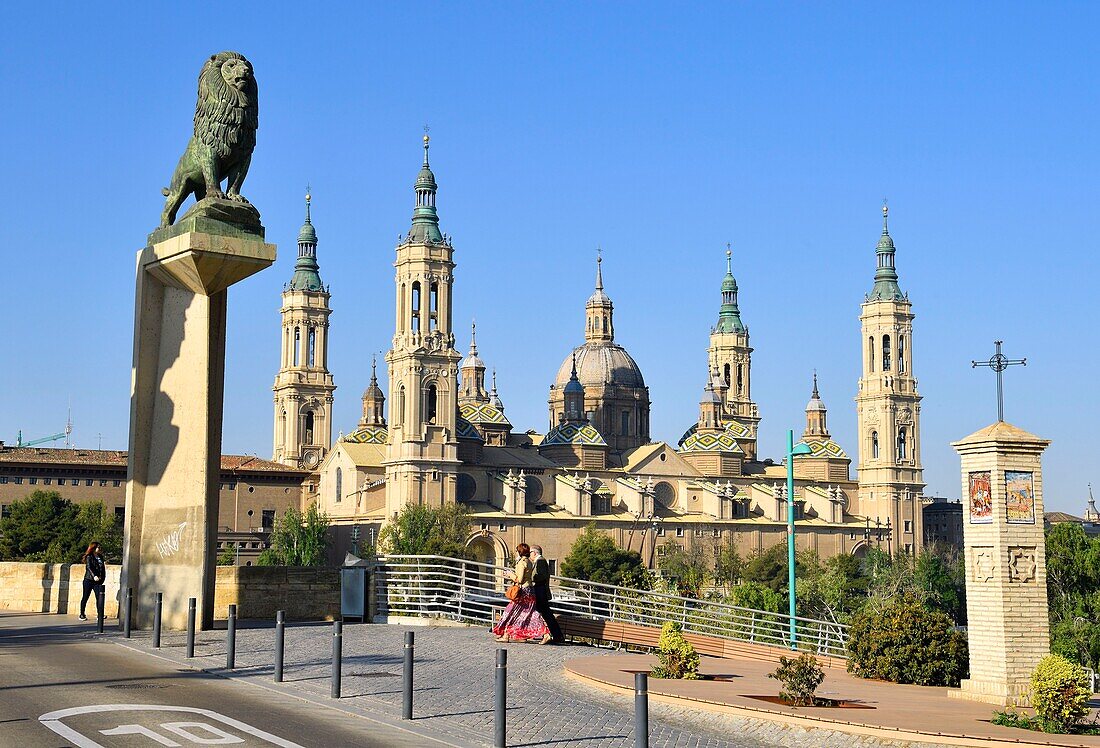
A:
787,429,797,651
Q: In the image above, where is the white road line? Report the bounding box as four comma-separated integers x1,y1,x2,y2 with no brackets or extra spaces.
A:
38,704,305,748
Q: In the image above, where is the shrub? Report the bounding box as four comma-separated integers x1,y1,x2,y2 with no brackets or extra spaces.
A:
769,654,825,706
378,503,472,559
258,502,331,566
847,596,968,686
651,621,701,680
560,523,646,587
1030,654,1091,733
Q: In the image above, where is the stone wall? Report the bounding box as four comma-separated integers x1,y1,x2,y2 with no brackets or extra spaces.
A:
0,562,121,617
214,565,339,621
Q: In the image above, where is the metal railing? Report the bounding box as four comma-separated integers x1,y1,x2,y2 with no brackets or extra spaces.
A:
373,555,849,660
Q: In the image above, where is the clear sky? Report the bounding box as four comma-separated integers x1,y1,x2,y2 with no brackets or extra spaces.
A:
1,3,1095,513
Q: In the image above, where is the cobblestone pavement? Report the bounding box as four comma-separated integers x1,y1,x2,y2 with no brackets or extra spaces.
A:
107,621,950,748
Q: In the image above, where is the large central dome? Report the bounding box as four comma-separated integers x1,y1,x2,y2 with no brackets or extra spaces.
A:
554,342,645,389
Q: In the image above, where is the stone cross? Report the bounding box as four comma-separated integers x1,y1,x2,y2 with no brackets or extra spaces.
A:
971,340,1026,423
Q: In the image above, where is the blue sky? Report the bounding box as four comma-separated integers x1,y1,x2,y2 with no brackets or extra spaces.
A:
2,3,1095,512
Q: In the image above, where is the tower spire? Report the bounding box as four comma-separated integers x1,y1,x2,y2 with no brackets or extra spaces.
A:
714,244,745,334
289,188,323,291
407,132,443,244
804,370,829,438
867,201,904,301
584,249,614,342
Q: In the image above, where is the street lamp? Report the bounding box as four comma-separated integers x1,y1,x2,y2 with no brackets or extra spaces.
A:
786,429,813,650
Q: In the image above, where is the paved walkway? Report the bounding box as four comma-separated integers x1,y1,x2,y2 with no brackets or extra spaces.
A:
567,652,1100,748
94,618,965,748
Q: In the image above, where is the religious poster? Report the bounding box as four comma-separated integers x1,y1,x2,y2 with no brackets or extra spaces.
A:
969,471,992,523
1006,470,1036,524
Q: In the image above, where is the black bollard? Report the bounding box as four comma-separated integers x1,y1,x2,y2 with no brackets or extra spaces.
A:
634,672,649,748
123,587,132,638
402,630,414,720
186,598,196,658
152,592,162,648
226,604,237,670
95,589,105,634
274,610,285,683
494,648,507,748
331,620,342,699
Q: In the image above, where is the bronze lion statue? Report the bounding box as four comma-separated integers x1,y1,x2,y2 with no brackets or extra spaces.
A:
159,51,259,228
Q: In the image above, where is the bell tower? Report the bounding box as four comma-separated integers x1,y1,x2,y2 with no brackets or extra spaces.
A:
708,247,760,452
855,204,925,554
383,135,462,513
272,192,335,470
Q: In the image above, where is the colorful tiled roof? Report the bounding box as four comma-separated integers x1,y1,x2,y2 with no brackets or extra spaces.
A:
459,402,511,427
795,439,849,459
456,417,484,441
680,429,745,454
343,425,388,445
677,421,751,448
542,422,607,447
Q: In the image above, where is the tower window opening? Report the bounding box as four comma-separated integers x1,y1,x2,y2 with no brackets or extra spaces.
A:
308,328,316,366
882,334,892,371
425,383,438,424
284,327,290,365
397,386,405,427
429,282,439,331
898,335,906,373
868,336,875,373
335,467,343,503
871,431,879,459
723,363,731,387
399,284,406,330
293,327,301,366
621,410,630,435
897,427,907,460
304,411,315,444
411,282,421,333
737,364,744,394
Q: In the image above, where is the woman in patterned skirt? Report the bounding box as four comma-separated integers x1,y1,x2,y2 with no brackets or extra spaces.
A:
492,543,552,644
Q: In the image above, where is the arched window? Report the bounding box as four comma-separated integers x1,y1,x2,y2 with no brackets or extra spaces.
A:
335,467,343,503
723,363,731,387
621,410,630,435
898,335,906,373
429,282,439,331
737,364,744,394
897,427,907,460
396,386,405,427
871,431,879,459
284,328,290,365
304,411,315,444
411,281,421,333
293,327,301,366
425,383,438,424
308,328,316,366
868,337,875,372
882,334,892,371
280,410,287,447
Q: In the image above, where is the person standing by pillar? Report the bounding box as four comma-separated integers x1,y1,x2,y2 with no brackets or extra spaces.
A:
79,542,106,621
530,545,564,645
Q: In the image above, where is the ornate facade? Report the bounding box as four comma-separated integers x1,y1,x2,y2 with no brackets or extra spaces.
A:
301,139,926,568
272,195,335,470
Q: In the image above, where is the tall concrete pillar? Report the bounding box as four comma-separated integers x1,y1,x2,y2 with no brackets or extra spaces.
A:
949,421,1051,705
122,211,274,629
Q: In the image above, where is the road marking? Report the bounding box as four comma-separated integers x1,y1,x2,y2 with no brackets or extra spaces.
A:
38,704,304,748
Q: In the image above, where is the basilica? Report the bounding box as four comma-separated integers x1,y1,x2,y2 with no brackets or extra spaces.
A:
271,136,926,569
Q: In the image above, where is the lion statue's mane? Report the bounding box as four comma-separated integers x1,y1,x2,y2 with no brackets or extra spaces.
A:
159,51,259,228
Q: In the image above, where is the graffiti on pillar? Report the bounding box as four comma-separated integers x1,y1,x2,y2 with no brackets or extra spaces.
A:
155,522,188,558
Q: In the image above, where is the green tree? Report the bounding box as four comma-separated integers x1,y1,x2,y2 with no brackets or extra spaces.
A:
847,595,969,687
377,503,472,559
0,492,121,563
742,544,788,592
712,538,743,590
726,580,783,613
1045,523,1100,670
257,502,331,566
656,539,712,598
560,523,647,587
216,545,236,566
797,551,868,623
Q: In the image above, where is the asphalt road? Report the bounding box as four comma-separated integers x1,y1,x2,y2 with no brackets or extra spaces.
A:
0,612,457,748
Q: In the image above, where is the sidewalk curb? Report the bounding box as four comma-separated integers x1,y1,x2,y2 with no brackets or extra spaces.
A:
102,634,486,748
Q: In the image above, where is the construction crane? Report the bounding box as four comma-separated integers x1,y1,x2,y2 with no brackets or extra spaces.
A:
15,412,72,448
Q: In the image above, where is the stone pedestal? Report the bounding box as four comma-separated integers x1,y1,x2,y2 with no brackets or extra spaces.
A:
122,212,274,630
948,421,1051,705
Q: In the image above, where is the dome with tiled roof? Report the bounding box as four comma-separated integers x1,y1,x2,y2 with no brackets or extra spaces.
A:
542,421,607,447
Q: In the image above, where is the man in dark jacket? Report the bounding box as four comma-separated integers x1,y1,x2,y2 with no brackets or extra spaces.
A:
530,545,564,644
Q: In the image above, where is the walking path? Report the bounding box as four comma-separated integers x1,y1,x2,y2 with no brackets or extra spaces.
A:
95,617,966,748
566,653,1100,748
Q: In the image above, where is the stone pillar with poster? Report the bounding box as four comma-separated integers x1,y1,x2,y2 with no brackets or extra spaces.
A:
949,421,1051,705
